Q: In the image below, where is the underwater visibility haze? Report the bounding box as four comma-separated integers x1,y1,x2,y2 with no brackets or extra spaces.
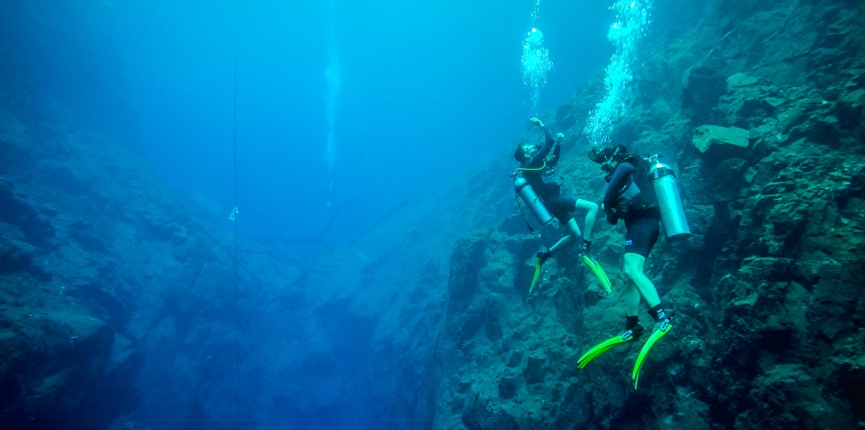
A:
1,0,865,429
1,0,613,248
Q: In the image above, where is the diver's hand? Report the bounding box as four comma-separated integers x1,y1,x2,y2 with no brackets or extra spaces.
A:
530,117,544,128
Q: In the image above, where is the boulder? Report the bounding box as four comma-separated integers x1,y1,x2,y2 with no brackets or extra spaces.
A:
692,125,751,161
727,72,759,88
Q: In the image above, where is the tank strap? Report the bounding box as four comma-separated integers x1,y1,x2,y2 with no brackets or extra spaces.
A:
514,191,536,232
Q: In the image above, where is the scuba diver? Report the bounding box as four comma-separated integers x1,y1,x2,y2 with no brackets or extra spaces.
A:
512,117,609,294
577,144,674,389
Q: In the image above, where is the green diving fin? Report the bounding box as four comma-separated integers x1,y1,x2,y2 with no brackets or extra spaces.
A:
577,327,641,369
632,320,673,389
580,253,611,294
528,258,542,294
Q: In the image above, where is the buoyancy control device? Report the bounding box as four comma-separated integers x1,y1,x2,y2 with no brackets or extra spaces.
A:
514,176,553,225
647,155,690,239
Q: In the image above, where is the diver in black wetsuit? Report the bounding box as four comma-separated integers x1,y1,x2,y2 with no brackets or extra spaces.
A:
514,117,598,265
576,144,673,389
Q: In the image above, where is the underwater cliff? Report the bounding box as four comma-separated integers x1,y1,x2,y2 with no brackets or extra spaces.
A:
432,0,865,429
1,0,864,429
0,89,508,428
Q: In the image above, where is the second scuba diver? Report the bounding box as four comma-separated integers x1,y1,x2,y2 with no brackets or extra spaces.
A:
512,117,609,294
577,144,674,389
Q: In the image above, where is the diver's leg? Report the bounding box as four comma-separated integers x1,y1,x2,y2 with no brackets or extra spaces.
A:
575,199,598,242
622,257,642,317
623,253,661,308
549,218,580,253
622,214,662,308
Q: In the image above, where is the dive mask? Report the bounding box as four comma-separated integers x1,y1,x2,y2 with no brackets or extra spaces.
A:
588,145,622,164
588,145,626,182
601,161,615,182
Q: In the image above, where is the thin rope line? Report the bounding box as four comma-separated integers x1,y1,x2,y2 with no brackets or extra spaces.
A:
232,3,242,413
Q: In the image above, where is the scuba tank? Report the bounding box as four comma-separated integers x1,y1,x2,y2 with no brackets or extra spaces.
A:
647,155,690,240
514,176,553,226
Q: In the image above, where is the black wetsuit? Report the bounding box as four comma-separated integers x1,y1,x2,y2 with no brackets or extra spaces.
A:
603,157,661,258
520,128,577,224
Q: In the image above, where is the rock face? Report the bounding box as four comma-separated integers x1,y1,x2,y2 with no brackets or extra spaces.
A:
433,0,865,428
2,0,864,429
0,104,146,429
0,89,514,429
0,97,379,429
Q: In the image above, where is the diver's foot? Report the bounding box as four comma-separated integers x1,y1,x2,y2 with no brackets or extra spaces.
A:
649,307,674,333
651,316,672,334
621,324,644,341
555,132,564,142
530,117,544,128
536,247,552,266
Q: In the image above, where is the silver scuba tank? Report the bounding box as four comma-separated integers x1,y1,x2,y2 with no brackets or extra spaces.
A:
514,176,553,225
647,155,690,240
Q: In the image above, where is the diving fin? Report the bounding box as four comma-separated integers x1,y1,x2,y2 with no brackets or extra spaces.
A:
577,327,641,369
580,253,611,293
528,258,542,294
632,319,672,389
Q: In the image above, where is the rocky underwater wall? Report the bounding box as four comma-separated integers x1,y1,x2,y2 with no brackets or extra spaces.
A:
0,95,308,429
0,91,473,429
432,0,865,429
0,87,514,429
1,0,864,429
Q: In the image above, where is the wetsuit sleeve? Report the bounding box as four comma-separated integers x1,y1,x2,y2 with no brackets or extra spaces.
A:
603,162,635,224
549,141,561,167
526,127,556,168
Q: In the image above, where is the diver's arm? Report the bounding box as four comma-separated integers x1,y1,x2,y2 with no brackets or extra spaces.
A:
549,137,562,166
603,162,634,224
525,118,555,167
528,127,555,166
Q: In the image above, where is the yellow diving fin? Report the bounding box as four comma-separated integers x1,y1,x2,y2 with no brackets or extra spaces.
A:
577,328,641,369
632,320,673,389
528,258,542,294
580,253,611,293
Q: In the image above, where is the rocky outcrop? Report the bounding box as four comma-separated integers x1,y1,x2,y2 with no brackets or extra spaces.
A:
433,0,865,428
2,0,864,429
691,125,750,160
0,98,339,429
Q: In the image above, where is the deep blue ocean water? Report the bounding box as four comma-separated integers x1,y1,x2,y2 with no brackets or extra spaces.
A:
1,0,611,252
1,1,617,428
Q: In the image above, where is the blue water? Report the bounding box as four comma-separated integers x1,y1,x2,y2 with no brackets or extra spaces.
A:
2,0,611,252
1,1,616,428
